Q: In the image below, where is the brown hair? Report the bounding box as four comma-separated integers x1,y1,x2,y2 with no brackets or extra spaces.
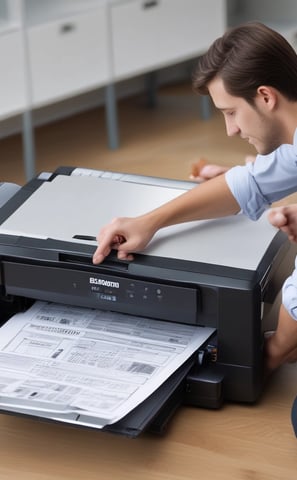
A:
193,22,297,104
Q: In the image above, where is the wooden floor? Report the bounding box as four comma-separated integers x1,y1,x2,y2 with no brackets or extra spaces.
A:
0,82,297,479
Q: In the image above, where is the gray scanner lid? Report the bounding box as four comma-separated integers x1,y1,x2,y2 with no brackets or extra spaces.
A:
0,174,277,271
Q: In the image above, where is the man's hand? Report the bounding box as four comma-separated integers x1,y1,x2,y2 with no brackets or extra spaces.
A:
268,204,297,243
92,216,156,264
190,156,256,182
190,158,229,182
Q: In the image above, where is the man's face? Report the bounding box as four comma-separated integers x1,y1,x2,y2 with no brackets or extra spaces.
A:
208,76,285,155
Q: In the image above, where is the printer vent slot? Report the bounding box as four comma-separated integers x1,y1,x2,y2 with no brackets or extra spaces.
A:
59,253,129,271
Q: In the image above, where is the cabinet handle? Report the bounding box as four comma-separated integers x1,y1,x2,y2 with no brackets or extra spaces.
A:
59,23,76,34
142,0,159,9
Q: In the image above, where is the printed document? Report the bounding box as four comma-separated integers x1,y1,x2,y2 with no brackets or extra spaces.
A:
0,301,215,429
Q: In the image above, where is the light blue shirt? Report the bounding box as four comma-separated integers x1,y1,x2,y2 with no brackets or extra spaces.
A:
225,129,297,220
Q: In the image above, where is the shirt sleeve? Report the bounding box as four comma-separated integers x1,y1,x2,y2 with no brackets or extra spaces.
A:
225,129,297,221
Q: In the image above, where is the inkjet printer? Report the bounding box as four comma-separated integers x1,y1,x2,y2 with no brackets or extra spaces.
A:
0,166,296,437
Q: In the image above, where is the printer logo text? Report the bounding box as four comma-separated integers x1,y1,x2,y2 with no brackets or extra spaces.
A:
89,277,120,288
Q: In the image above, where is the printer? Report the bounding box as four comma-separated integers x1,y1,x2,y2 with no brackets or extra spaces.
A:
0,166,295,437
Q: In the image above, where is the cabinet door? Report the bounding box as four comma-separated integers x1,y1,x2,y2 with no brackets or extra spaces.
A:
0,31,27,119
28,8,110,106
110,0,226,80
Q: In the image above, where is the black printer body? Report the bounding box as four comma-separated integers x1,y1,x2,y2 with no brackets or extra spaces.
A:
0,167,295,437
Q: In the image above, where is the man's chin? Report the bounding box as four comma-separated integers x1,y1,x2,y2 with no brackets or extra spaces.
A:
254,145,273,156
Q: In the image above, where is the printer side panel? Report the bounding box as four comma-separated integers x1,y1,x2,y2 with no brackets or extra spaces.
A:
215,284,263,402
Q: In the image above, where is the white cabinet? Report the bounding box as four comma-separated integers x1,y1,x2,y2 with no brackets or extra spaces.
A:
0,0,227,179
0,0,22,33
228,0,297,50
0,30,27,119
27,7,110,106
110,0,226,80
0,0,227,116
0,0,26,119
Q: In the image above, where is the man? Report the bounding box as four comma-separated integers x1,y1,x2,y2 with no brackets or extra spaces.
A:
93,22,297,371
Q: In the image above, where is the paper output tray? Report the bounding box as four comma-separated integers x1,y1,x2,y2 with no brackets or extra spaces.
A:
0,357,194,438
103,357,195,437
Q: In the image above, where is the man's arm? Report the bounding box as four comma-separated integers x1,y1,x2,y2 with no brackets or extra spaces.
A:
93,174,240,264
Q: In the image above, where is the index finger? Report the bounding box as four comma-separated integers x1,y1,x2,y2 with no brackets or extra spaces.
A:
92,228,122,264
92,242,112,264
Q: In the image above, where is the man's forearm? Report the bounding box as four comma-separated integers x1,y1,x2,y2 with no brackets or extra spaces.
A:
142,174,241,231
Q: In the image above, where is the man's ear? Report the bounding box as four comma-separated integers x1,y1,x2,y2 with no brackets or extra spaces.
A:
256,85,277,110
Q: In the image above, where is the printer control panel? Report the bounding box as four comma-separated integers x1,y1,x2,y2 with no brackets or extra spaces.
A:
88,272,198,324
90,276,168,304
3,262,199,325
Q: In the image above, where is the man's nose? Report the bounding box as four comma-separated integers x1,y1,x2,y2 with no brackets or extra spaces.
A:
226,120,240,137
